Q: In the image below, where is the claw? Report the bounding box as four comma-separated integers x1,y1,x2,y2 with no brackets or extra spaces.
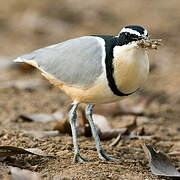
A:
73,154,93,163
98,149,119,162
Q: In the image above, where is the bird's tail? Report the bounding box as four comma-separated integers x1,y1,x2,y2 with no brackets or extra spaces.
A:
14,56,39,69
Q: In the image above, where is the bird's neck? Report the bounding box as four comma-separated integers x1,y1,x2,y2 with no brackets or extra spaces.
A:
113,42,149,94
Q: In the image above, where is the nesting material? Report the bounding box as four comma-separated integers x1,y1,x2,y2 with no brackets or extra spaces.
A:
137,39,162,50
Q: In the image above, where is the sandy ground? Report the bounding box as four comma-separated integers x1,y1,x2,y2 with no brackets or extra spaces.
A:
0,0,180,179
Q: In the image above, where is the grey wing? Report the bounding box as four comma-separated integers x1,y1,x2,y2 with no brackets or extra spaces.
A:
16,36,105,88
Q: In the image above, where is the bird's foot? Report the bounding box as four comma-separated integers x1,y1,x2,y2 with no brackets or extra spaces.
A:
73,153,93,163
98,149,119,162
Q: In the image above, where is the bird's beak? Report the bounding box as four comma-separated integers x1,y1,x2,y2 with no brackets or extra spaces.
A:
140,35,148,40
137,35,148,41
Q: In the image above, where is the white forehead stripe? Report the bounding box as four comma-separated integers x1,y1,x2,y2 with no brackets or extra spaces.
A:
120,28,141,36
143,29,148,36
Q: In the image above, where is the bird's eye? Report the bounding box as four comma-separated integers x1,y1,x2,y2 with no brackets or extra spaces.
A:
130,34,138,40
125,32,130,37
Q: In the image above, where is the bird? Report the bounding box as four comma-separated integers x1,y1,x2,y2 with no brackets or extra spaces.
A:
14,25,149,163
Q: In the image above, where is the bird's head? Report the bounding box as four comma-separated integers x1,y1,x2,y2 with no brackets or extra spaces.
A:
118,25,148,45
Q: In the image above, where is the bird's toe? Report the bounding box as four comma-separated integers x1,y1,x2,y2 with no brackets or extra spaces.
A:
73,154,93,163
98,149,119,162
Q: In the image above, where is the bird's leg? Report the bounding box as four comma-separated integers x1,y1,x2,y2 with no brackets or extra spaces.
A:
85,104,119,161
69,103,91,163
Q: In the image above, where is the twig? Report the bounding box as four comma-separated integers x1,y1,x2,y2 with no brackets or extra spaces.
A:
109,133,122,147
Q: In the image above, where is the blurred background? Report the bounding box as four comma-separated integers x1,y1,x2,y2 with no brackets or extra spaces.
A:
0,0,179,55
0,0,180,179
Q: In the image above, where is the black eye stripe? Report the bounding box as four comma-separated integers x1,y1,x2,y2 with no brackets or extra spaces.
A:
124,32,138,37
124,32,143,37
131,34,138,37
125,33,139,39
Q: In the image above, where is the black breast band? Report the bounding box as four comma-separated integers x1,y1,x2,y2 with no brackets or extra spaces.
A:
94,35,135,97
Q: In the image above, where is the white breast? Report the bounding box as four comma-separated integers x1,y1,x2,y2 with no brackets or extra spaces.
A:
113,42,149,94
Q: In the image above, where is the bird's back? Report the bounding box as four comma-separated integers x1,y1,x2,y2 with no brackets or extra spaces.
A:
16,36,105,89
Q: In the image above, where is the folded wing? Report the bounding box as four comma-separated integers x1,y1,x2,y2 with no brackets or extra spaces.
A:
15,36,105,88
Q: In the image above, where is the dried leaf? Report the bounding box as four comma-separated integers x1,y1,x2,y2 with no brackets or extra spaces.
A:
10,167,42,180
142,143,180,177
99,128,127,141
19,110,64,123
93,114,111,131
92,114,127,140
25,148,46,156
168,151,180,157
20,113,57,123
0,146,52,158
53,117,72,135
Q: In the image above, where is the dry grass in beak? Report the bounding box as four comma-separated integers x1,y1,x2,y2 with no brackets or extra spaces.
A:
137,39,162,50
